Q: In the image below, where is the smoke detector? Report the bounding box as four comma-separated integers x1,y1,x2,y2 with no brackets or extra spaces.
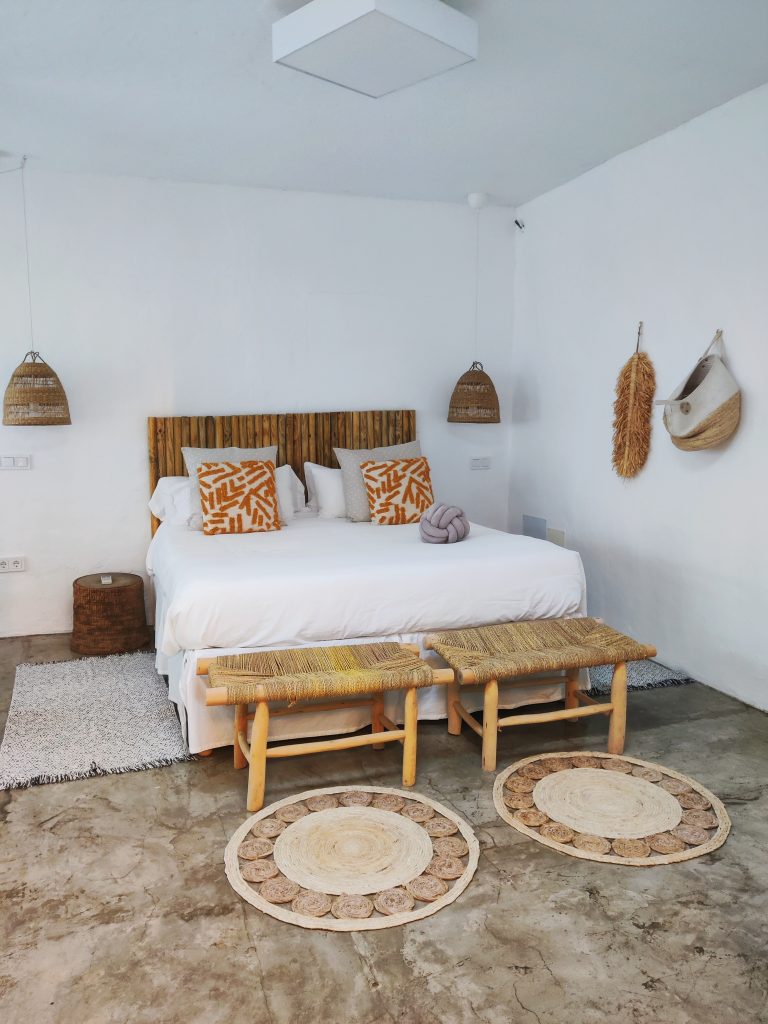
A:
272,0,478,98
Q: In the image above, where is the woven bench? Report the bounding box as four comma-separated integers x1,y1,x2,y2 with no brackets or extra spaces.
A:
202,642,452,810
425,617,656,772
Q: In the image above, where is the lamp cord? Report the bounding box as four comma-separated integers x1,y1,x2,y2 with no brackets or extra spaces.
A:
473,207,480,361
19,156,36,348
1,153,36,344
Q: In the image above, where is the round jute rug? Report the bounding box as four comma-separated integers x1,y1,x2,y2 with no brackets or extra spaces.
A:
493,752,730,866
225,786,479,930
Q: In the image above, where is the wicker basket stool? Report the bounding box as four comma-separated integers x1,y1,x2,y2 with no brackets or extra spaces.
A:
202,643,453,811
71,573,150,656
425,618,656,772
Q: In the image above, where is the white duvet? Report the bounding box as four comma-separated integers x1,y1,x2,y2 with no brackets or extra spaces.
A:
147,514,586,657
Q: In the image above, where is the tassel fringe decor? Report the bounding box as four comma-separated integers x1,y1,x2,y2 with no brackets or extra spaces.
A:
612,322,656,478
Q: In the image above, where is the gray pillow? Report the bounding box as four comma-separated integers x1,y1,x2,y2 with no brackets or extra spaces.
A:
181,446,279,519
334,440,422,522
181,445,278,484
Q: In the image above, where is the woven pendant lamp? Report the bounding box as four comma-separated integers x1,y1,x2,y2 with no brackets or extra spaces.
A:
2,157,70,426
448,193,501,424
448,361,500,423
3,351,71,425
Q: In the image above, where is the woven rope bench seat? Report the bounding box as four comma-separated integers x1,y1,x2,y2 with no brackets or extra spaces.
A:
207,642,436,705
426,619,656,685
204,642,451,811
425,617,656,773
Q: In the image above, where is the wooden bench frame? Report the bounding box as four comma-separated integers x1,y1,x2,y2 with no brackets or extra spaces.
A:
198,654,453,811
423,638,628,773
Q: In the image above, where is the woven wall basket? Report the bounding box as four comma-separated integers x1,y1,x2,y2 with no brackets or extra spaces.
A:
448,362,500,423
659,331,741,451
3,351,71,426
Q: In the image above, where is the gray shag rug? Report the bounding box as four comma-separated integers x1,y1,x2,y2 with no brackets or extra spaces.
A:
0,652,191,790
589,658,694,694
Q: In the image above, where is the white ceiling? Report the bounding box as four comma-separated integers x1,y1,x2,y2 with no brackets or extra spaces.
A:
1,0,767,205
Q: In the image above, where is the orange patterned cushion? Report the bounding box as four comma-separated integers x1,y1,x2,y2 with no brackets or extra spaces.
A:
361,457,434,525
197,461,281,535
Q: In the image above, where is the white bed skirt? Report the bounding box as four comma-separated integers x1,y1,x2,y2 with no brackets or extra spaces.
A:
159,633,582,755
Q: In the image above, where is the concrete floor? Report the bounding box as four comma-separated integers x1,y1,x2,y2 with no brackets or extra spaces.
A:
0,635,766,1024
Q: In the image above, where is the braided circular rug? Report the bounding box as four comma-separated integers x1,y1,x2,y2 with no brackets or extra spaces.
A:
225,786,479,930
493,752,730,866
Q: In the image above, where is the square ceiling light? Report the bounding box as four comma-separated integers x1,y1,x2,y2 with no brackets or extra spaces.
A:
272,0,478,98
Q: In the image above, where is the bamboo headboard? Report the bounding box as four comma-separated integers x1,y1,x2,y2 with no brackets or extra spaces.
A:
147,409,417,534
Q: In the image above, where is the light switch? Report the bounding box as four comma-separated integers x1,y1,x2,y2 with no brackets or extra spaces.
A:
0,455,31,470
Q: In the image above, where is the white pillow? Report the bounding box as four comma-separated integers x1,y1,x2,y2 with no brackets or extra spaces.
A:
150,465,305,530
275,464,305,523
304,462,347,518
149,477,201,529
281,464,307,512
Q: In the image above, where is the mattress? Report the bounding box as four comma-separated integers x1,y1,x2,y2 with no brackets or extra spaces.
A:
147,514,586,657
147,516,587,753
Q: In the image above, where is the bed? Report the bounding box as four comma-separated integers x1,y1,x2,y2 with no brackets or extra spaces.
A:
145,410,587,753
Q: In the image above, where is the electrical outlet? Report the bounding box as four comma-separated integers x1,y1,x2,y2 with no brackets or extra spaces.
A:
470,456,491,471
0,557,25,572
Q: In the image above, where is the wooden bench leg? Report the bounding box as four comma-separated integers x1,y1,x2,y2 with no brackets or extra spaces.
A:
247,702,270,812
371,693,385,750
402,688,418,787
446,671,461,736
564,669,580,723
234,703,248,769
482,678,499,773
607,662,627,755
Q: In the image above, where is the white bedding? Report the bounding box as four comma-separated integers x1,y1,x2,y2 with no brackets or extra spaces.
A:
147,516,587,753
147,514,586,656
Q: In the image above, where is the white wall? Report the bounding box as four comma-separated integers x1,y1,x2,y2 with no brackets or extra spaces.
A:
0,171,516,637
511,84,768,709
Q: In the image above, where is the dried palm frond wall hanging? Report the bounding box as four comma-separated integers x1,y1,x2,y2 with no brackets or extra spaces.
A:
612,322,656,478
